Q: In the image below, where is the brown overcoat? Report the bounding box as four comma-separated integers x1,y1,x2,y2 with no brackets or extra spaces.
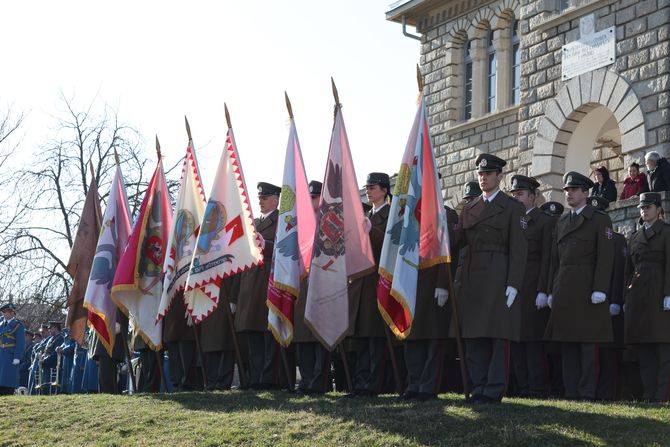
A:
162,293,195,343
452,192,528,341
232,209,278,332
624,220,670,344
544,204,614,343
292,278,316,344
200,278,235,352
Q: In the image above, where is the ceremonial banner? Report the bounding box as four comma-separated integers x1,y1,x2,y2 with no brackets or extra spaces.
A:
184,129,263,323
111,159,172,350
267,119,316,346
377,95,450,339
83,166,132,354
305,105,375,351
157,138,206,321
66,174,102,345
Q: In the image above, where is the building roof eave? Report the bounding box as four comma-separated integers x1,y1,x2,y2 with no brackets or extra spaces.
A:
385,0,443,25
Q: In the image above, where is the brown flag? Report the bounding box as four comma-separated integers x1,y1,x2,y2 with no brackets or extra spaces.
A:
66,174,102,345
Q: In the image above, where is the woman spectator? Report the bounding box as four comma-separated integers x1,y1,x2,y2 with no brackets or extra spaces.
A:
620,162,649,200
592,166,617,203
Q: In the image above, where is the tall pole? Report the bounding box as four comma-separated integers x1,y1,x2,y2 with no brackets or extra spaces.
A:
220,280,249,388
446,265,470,399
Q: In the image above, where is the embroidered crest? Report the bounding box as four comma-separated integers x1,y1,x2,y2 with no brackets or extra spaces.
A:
549,204,556,212
480,158,488,167
606,227,613,240
591,199,598,207
520,216,528,230
257,185,263,193
567,175,573,184
465,185,471,194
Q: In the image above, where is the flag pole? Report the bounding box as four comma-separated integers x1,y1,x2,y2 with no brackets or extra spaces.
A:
337,344,353,392
185,115,193,141
155,349,169,392
120,326,138,394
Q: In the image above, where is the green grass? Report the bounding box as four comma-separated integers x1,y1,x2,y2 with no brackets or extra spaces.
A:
2,392,669,446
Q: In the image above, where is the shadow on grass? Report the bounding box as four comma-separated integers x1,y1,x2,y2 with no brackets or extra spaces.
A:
146,391,670,446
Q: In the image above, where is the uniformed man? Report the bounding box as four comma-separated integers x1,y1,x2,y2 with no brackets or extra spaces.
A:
293,180,332,395
453,153,528,403
540,202,564,217
0,304,25,395
162,294,198,391
41,321,65,394
91,311,128,394
231,182,282,390
462,181,482,204
588,196,626,401
348,172,392,397
28,323,49,394
56,329,76,394
200,278,236,391
508,175,553,398
545,172,615,401
20,330,34,389
624,192,670,402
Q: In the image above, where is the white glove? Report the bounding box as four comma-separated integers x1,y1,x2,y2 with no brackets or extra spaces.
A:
535,292,549,309
591,291,606,304
185,313,194,327
259,237,266,250
12,359,19,366
663,296,670,311
230,302,237,314
363,217,372,233
115,322,121,334
505,286,518,308
547,295,553,309
56,346,63,354
609,304,621,316
435,288,448,307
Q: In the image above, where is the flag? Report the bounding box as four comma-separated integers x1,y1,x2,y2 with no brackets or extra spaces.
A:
66,173,103,345
111,159,172,350
305,104,375,351
266,119,316,347
83,166,132,355
184,128,263,323
377,95,450,339
157,138,206,321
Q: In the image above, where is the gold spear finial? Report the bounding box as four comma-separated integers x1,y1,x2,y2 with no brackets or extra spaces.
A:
89,160,95,180
285,91,294,119
416,64,423,92
155,135,161,159
331,77,340,106
185,116,192,141
224,103,232,129
113,147,120,166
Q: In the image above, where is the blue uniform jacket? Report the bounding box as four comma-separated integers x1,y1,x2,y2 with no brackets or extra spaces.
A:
0,318,25,388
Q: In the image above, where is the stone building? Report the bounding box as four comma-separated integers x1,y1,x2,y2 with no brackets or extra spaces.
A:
386,0,669,232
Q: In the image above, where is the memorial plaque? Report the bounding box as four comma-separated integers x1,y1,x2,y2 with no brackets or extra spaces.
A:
562,26,615,80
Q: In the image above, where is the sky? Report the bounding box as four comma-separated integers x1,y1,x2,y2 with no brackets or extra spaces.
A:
1,1,421,215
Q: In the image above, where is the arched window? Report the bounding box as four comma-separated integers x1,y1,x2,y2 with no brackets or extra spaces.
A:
511,20,521,105
464,40,473,120
486,29,496,113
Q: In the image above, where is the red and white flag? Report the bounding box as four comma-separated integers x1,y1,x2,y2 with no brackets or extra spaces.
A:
377,95,450,339
267,119,316,347
111,158,172,350
305,104,375,351
157,137,206,321
83,165,132,354
184,128,263,323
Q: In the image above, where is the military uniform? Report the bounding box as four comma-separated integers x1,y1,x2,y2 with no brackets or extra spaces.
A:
452,154,528,402
57,330,76,394
19,332,34,389
545,172,615,400
91,311,128,394
41,322,65,395
200,279,236,391
232,183,282,389
0,304,25,394
624,192,670,402
509,176,553,398
162,293,197,391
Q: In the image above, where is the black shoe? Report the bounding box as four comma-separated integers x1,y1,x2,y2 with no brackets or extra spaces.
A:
343,390,360,399
479,395,501,404
399,391,418,400
465,394,483,403
417,392,437,401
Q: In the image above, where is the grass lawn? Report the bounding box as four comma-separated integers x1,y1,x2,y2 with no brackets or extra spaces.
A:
2,392,669,446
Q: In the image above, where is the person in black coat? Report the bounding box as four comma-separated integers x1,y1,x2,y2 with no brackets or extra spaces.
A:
592,166,617,203
645,151,670,193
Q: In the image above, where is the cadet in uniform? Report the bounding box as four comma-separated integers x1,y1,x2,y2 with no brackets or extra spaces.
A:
545,172,614,401
41,321,65,394
0,304,25,395
91,311,128,394
453,154,528,403
293,181,331,395
624,192,670,402
348,172,392,397
163,294,198,391
20,330,34,389
231,182,281,390
200,278,236,391
508,175,553,398
56,329,76,394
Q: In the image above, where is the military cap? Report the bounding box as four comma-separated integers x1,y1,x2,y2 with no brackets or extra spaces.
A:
589,196,610,211
308,180,322,196
48,321,63,329
475,153,506,173
463,181,482,199
25,330,34,337
638,192,662,208
364,172,390,188
40,322,49,330
0,303,15,312
562,171,594,190
540,201,564,216
509,175,540,192
257,182,281,197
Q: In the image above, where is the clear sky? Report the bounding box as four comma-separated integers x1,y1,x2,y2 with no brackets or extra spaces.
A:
2,1,421,214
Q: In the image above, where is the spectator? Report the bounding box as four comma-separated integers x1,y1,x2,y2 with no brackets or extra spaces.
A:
620,162,649,200
591,166,617,203
645,151,670,193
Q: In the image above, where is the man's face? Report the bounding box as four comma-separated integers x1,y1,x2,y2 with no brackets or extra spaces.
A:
640,204,660,222
2,310,13,321
629,166,639,178
365,184,386,205
311,195,320,213
564,187,588,208
646,159,657,171
595,171,604,183
49,326,59,336
511,189,535,210
478,170,502,193
40,328,48,337
258,195,279,215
